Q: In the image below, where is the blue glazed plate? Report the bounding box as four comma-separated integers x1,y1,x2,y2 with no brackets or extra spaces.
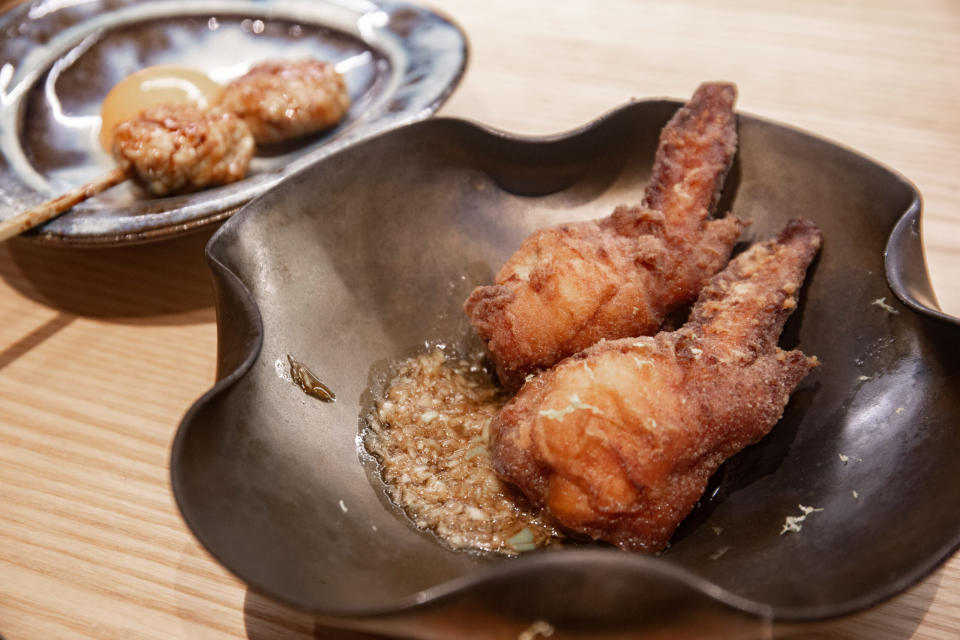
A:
0,0,466,244
171,98,960,638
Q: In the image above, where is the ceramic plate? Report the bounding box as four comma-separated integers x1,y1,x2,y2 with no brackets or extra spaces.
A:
0,0,466,245
171,99,960,639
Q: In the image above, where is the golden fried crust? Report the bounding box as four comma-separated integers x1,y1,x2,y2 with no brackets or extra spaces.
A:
490,219,822,551
465,82,741,389
642,82,738,235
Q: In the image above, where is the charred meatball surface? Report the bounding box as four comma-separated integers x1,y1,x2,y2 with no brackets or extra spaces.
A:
218,59,350,144
112,103,254,196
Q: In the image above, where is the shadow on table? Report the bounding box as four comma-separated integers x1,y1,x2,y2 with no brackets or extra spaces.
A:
220,481,946,640
242,567,942,640
0,225,219,326
783,567,943,639
243,589,389,640
0,227,220,372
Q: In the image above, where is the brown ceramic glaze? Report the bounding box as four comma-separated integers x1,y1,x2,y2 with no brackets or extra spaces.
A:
171,100,960,638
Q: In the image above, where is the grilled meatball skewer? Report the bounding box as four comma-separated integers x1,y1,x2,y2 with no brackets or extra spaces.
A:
0,103,255,242
0,58,350,241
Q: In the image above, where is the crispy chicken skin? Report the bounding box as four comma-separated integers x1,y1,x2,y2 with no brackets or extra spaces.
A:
465,82,743,389
218,59,350,144
490,218,822,551
112,104,254,196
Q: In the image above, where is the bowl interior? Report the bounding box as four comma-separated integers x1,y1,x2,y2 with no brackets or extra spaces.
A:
173,101,960,621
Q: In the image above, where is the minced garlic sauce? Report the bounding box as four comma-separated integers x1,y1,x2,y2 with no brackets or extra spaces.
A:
363,348,564,554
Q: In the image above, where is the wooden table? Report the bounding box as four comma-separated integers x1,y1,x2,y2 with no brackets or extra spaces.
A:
1,0,958,638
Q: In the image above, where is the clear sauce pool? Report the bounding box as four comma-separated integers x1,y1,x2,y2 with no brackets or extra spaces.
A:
363,348,564,555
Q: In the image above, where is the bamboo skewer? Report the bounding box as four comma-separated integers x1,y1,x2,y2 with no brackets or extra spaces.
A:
0,166,129,242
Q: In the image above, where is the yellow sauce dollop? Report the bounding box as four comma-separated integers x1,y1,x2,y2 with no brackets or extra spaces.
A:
99,64,223,150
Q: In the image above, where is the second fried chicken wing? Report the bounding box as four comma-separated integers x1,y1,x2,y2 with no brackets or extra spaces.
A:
490,218,822,551
465,82,743,389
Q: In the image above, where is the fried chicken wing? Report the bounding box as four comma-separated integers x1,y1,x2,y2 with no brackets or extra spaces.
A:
490,218,822,551
465,82,743,389
218,59,350,144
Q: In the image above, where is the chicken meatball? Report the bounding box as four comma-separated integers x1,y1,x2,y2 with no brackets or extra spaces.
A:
112,103,254,196
218,59,350,144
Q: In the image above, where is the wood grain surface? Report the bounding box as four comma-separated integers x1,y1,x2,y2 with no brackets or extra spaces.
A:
1,1,958,638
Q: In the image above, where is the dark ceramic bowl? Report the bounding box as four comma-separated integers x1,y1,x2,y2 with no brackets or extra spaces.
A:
171,99,960,639
0,0,466,245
